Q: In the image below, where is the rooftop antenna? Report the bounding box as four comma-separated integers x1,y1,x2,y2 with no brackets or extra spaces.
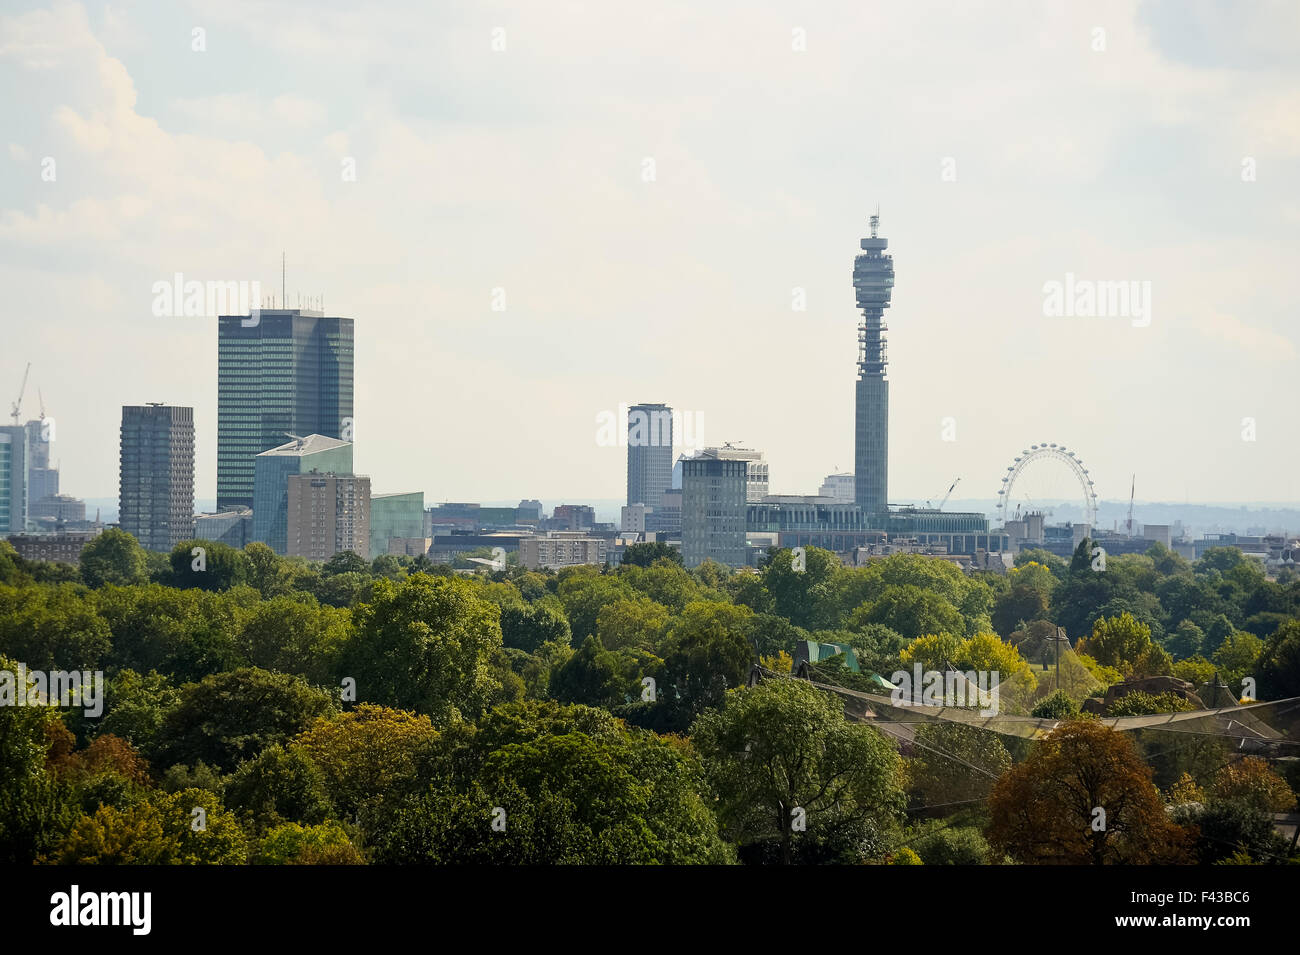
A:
870,204,880,238
281,252,286,309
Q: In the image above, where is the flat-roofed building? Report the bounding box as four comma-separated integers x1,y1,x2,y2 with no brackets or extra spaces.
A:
285,472,370,561
119,404,195,552
519,534,607,570
370,491,425,558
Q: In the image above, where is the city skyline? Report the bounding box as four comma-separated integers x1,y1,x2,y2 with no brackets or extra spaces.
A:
2,1,1299,507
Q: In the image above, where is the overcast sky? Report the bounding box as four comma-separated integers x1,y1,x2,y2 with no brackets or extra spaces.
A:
2,0,1297,511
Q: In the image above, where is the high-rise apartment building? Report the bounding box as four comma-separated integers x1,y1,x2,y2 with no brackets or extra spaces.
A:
285,472,370,561
119,404,195,552
627,402,673,509
217,309,354,510
854,214,893,522
251,433,353,554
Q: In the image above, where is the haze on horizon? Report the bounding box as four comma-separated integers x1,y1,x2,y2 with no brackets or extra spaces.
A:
2,0,1297,509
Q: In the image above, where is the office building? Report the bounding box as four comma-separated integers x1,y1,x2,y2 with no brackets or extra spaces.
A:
217,309,354,510
252,434,353,554
285,472,370,561
853,213,893,521
119,404,195,552
627,402,673,509
370,491,425,558
681,446,751,568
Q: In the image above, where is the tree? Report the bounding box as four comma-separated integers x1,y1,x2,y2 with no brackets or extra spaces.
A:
96,584,245,684
79,528,148,588
595,597,668,651
150,668,338,773
548,635,641,709
0,583,111,672
168,539,250,591
1257,620,1300,699
849,585,965,642
1077,612,1152,674
619,560,699,613
322,551,370,577
338,573,502,723
1165,620,1205,660
1212,630,1264,688
500,601,572,653
158,788,250,864
648,601,754,732
555,568,633,642
620,542,683,568
243,542,297,598
759,546,840,629
362,701,731,864
253,821,364,864
0,658,78,863
223,745,336,834
992,560,1055,636
1171,800,1291,865
908,723,1011,807
66,669,180,750
235,596,350,685
692,679,906,865
912,826,991,865
1210,757,1296,813
1031,690,1079,719
291,704,439,816
843,623,907,675
987,719,1192,864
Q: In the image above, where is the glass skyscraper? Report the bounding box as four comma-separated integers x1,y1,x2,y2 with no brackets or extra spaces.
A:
853,214,894,522
217,309,354,510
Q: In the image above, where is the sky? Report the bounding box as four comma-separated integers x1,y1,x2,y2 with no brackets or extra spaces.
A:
2,0,1298,512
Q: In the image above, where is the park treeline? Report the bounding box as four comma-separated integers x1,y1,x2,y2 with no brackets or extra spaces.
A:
1,532,1297,865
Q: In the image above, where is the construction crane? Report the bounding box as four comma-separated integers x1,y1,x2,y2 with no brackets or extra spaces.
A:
10,362,30,425
37,387,46,421
937,477,961,511
1126,475,1135,537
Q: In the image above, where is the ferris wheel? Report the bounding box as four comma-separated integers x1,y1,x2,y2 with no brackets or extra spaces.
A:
996,443,1098,529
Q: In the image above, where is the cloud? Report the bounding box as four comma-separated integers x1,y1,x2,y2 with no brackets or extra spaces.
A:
1191,311,1297,362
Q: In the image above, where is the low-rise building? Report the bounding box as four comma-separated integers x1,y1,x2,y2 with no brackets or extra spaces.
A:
519,533,607,570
